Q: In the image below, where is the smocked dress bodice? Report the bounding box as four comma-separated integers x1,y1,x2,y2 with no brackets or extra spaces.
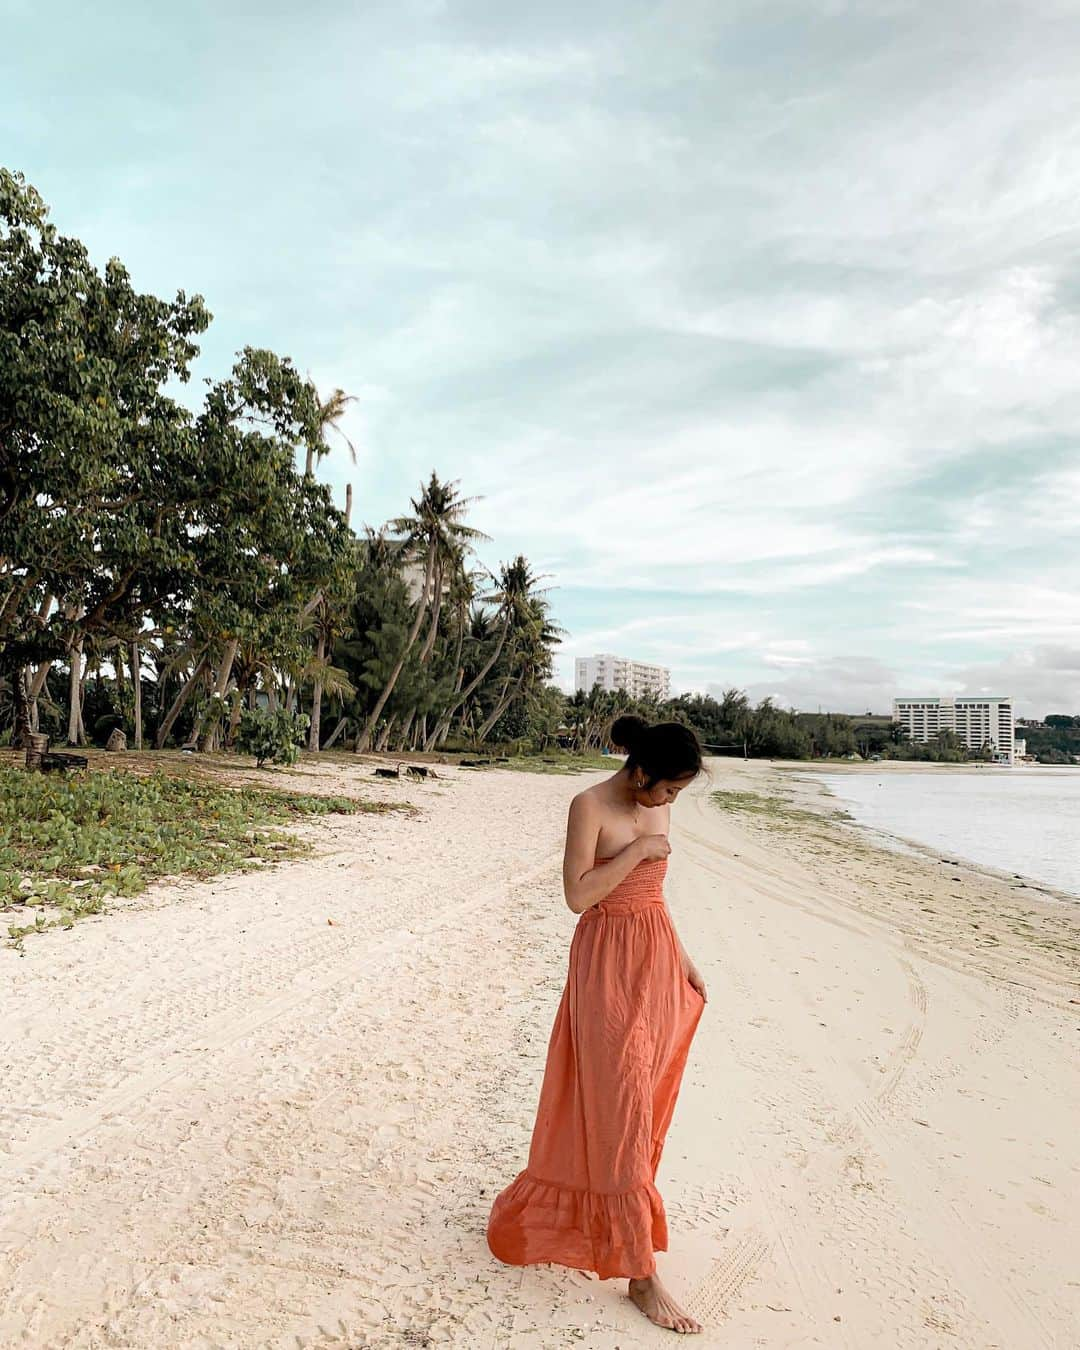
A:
581,853,668,919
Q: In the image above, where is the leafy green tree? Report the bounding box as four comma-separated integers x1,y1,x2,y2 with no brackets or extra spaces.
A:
169,347,352,753
1,171,570,761
1,170,353,762
1016,714,1079,763
0,167,208,746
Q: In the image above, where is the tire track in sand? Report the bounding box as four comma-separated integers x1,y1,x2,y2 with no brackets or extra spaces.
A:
676,811,1058,1350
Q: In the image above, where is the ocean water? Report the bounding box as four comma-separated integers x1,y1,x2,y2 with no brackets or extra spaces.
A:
809,767,1080,900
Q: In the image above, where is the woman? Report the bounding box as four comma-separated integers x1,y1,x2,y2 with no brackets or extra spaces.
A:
486,714,708,1334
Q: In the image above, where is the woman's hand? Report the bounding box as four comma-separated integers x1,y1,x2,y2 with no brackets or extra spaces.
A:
682,957,707,1003
637,833,671,862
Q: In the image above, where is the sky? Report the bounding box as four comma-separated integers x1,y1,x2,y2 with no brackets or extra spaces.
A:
4,0,1080,716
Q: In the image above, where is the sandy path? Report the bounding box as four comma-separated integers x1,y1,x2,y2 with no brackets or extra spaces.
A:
1,758,1078,1347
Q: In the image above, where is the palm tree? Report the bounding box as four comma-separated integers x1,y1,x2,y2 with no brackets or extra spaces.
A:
476,595,563,742
302,600,357,751
353,472,489,753
300,381,359,747
419,557,482,749
423,554,549,750
305,383,358,478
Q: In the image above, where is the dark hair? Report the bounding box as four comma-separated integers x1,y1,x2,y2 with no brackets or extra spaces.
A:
609,714,703,787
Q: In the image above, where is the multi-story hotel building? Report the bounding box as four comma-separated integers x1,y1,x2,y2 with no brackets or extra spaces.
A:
892,695,1017,764
576,653,671,702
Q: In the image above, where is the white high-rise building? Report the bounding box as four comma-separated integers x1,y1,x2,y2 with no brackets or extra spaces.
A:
576,653,671,701
892,695,1017,764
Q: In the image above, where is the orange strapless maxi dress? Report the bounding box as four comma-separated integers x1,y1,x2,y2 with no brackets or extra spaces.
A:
486,851,705,1281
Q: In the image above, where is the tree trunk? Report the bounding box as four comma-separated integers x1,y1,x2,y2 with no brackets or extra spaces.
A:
427,693,459,751
451,701,470,737
195,637,240,753
427,713,448,751
324,716,348,750
424,613,509,750
25,730,49,771
307,631,326,752
131,639,142,750
12,666,32,751
28,595,54,731
77,660,88,744
29,663,46,731
299,591,322,623
396,708,416,751
423,623,467,751
477,670,526,741
375,714,396,753
155,654,207,749
67,639,84,746
354,546,435,753
418,559,443,663
114,638,125,704
29,658,51,713
225,686,244,747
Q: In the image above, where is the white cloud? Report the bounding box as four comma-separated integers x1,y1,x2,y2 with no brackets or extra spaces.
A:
11,0,1080,715
900,580,1080,647
949,646,1080,717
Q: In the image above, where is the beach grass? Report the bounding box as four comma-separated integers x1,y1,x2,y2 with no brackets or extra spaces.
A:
1,764,397,948
496,749,615,774
710,787,852,827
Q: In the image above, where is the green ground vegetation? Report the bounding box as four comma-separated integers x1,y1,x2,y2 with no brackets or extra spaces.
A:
1019,715,1080,764
1,764,396,948
495,747,615,774
710,787,852,828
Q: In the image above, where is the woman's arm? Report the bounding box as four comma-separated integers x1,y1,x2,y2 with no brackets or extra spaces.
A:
562,793,645,915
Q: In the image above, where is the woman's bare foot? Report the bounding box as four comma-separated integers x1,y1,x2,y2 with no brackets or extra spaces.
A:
627,1273,702,1333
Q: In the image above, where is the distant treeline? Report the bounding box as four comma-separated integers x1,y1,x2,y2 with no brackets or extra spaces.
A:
667,691,868,760
567,688,1066,763
566,688,962,762
1019,716,1080,764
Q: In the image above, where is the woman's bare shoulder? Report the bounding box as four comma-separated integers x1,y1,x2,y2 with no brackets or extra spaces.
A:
568,782,604,814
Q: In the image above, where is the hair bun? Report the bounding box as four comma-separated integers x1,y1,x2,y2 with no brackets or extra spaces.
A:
610,713,649,754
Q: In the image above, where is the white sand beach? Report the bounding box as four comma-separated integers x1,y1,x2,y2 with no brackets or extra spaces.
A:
1,755,1078,1348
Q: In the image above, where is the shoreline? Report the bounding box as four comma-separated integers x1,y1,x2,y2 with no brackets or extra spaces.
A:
783,760,1080,909
704,758,1080,1013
